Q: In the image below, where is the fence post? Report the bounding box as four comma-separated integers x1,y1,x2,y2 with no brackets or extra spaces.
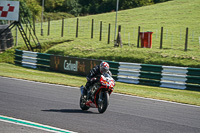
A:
61,18,64,37
76,18,79,38
160,27,163,49
33,16,35,35
15,25,18,46
108,23,111,44
99,21,102,41
91,19,94,39
48,18,50,36
185,27,188,51
137,26,140,48
115,25,122,47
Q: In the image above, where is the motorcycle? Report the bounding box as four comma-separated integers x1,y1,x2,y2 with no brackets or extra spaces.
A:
80,73,115,113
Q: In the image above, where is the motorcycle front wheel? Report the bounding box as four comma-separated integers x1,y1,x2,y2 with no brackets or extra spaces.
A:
98,91,109,113
80,95,90,111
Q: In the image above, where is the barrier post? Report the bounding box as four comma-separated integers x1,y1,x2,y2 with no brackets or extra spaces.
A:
48,18,50,36
76,18,79,38
185,27,188,51
99,21,102,41
160,27,163,49
61,18,64,37
108,23,111,44
137,26,140,48
91,19,94,39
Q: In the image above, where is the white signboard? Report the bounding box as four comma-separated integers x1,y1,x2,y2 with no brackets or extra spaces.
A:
0,1,19,21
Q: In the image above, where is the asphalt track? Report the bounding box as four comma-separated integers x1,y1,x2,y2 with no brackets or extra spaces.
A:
0,76,200,133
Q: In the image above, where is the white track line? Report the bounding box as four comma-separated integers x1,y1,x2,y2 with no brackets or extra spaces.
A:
0,115,77,133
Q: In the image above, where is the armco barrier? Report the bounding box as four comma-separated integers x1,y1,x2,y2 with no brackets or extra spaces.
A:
15,49,51,69
14,49,200,91
106,61,200,91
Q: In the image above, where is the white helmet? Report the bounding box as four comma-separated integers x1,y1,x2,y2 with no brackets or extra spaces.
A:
100,62,109,74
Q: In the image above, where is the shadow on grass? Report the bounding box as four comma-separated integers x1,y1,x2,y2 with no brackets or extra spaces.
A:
49,39,74,45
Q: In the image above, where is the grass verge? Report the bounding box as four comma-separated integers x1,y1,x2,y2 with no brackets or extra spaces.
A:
45,38,200,68
0,63,199,106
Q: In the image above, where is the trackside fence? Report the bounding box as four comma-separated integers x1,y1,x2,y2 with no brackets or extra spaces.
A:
106,61,200,91
14,49,200,91
15,49,51,69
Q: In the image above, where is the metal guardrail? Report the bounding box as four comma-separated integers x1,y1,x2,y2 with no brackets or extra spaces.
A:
106,61,200,91
15,49,51,69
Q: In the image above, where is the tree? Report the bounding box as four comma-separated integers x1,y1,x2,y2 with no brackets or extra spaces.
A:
98,0,116,13
11,0,42,20
11,0,170,19
36,0,64,12
120,0,154,10
58,0,81,16
153,0,170,3
26,0,42,19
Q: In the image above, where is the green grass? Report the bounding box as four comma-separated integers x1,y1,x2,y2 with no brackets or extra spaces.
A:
0,49,15,64
46,38,200,67
12,0,200,67
0,63,199,106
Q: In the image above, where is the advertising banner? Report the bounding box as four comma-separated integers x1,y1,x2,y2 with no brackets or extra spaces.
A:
0,1,19,21
50,55,102,76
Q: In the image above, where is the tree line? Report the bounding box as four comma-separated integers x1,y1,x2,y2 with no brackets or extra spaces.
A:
1,0,170,22
44,0,170,16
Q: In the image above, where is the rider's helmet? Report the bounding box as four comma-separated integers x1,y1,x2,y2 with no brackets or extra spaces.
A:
100,62,109,74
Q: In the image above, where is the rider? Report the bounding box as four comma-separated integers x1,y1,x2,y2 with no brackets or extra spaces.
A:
84,62,112,99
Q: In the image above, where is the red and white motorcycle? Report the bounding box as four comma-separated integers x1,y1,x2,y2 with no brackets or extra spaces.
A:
80,73,115,113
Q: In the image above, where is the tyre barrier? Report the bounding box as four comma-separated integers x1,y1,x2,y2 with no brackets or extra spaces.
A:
0,25,14,52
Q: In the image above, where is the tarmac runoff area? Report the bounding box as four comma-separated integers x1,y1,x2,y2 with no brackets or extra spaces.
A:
0,121,52,133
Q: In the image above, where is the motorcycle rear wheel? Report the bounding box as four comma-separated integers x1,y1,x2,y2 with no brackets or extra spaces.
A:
80,95,90,111
98,92,109,113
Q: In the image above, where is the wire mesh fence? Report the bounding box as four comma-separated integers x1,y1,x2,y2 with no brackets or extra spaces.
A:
5,17,200,52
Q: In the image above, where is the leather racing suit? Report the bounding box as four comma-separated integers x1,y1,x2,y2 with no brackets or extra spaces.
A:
85,65,112,98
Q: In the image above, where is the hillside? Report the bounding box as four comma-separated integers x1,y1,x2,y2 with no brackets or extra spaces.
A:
5,0,200,68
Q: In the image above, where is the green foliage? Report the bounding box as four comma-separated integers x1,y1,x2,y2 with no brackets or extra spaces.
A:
0,49,15,63
17,0,32,20
26,0,42,19
43,12,74,20
77,0,169,15
23,0,171,17
60,0,81,16
3,0,171,20
153,0,171,3
42,0,65,12
4,0,42,22
120,0,154,10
